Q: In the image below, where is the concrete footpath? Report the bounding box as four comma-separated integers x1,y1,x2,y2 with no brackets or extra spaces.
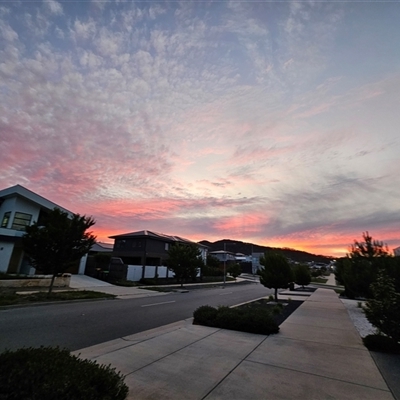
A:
73,288,395,399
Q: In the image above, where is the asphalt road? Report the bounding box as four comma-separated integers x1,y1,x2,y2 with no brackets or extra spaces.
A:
0,281,272,352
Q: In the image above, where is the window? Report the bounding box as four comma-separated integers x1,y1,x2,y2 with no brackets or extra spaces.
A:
1,212,11,228
165,243,169,251
11,212,32,231
115,239,126,249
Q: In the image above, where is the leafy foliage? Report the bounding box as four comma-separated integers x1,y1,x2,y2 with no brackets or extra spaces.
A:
258,252,293,301
202,255,223,277
0,347,128,400
363,269,400,343
227,263,242,280
193,305,218,326
362,334,400,353
293,264,311,288
193,305,279,335
23,208,96,294
167,243,202,286
350,232,390,259
335,232,395,298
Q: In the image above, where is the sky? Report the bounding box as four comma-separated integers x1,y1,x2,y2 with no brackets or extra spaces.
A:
1,0,400,257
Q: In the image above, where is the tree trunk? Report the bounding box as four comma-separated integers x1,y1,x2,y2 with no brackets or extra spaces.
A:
274,287,278,302
48,273,56,297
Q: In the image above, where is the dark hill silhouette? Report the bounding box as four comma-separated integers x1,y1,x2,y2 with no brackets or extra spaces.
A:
199,239,333,264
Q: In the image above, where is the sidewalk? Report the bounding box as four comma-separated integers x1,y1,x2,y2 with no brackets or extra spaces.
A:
74,288,394,399
69,275,167,299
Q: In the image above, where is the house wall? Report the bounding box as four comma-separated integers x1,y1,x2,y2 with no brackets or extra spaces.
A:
0,241,14,273
113,237,171,265
0,196,42,273
1,196,41,228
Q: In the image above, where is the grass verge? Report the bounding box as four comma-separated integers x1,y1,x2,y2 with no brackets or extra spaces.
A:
311,277,328,283
0,290,115,307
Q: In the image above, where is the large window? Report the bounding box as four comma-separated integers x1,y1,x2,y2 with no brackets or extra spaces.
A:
11,212,32,231
1,212,11,228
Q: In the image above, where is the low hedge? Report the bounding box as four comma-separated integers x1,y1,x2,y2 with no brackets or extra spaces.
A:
0,347,128,400
193,305,279,335
363,334,400,354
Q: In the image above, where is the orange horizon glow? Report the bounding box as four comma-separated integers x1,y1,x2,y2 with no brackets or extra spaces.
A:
91,226,399,259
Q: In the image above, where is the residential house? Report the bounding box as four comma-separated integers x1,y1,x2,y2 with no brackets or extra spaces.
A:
208,250,237,263
84,242,114,278
0,184,75,274
394,246,400,257
109,230,208,281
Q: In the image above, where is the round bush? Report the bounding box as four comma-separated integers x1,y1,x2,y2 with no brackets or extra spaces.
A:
363,334,400,354
0,347,128,400
193,305,218,326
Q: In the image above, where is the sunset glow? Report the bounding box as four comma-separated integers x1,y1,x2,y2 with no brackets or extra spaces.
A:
1,1,400,257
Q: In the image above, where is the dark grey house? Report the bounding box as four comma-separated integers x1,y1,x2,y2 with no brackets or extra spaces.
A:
108,230,208,280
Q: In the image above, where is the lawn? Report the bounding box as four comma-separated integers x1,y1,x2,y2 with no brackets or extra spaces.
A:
0,290,116,307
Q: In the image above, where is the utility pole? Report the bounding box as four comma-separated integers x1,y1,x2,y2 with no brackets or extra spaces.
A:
223,242,226,286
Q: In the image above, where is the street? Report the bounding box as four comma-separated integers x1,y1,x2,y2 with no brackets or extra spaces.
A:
0,282,272,352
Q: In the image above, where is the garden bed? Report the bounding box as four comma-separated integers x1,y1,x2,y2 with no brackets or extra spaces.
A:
238,299,303,326
193,298,303,335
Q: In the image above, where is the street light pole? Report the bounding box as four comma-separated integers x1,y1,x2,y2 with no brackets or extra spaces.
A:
223,242,226,286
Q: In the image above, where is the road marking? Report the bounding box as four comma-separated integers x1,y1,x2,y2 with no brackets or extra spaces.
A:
219,292,233,296
141,301,176,307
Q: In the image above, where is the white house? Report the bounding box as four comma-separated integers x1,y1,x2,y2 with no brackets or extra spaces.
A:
0,184,73,274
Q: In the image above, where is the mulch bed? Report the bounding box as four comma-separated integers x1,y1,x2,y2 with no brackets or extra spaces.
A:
238,299,304,326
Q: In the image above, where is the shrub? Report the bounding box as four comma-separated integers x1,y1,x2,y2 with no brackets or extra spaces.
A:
193,305,279,335
363,269,400,343
193,305,219,326
139,278,157,285
363,334,400,354
0,347,128,400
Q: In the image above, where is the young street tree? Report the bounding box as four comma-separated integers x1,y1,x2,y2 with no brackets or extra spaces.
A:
167,243,202,287
294,264,311,289
258,252,293,301
227,263,242,281
335,232,393,298
23,208,96,295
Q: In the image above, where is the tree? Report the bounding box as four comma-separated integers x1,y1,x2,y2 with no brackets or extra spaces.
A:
167,243,202,287
202,255,223,277
294,264,311,288
258,252,293,301
363,269,400,343
228,263,242,280
23,208,96,295
350,232,390,260
338,232,392,298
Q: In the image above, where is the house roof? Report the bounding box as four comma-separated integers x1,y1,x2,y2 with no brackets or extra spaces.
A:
0,184,73,215
109,230,208,248
91,242,114,252
209,250,236,255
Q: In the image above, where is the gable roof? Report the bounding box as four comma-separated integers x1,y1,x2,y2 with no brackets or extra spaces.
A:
0,184,73,215
109,230,208,248
90,242,114,252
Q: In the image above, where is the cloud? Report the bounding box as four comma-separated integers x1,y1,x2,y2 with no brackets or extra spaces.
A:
44,0,63,16
0,1,399,256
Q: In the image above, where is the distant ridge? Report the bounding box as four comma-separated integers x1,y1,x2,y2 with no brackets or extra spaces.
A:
199,239,334,264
